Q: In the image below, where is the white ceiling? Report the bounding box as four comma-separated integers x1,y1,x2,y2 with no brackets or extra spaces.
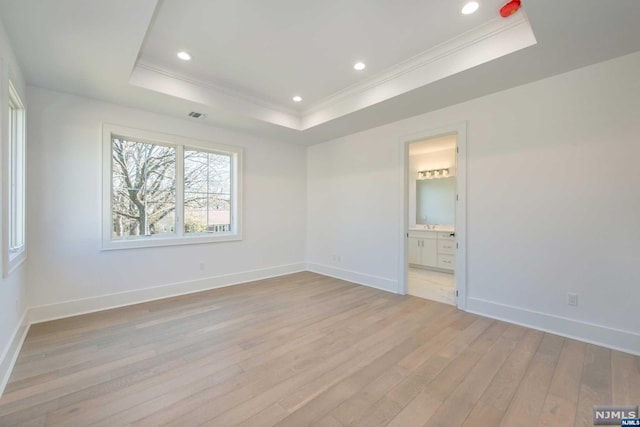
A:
131,0,536,130
409,135,457,156
138,0,510,108
1,0,640,145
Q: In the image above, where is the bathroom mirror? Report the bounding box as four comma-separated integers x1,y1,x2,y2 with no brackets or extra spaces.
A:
416,176,455,225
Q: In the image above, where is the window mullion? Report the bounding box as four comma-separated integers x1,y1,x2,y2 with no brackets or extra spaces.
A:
176,145,184,238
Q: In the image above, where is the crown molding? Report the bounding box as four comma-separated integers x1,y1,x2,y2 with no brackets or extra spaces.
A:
135,61,300,116
128,11,536,131
302,12,532,116
129,61,303,130
300,11,536,129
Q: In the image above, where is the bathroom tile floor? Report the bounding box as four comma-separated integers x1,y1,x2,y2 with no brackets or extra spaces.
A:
408,267,456,306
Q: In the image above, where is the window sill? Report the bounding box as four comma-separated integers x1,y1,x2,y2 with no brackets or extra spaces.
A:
101,233,242,251
4,249,26,277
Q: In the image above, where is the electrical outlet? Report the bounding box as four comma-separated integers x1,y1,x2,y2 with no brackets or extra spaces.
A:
567,293,578,306
199,262,205,271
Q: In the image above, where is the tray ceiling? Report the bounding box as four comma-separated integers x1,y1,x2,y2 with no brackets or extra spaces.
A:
1,0,640,144
131,0,536,130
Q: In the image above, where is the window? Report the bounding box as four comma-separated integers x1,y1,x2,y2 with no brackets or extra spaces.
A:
103,124,242,249
111,138,177,239
3,81,26,276
183,150,232,234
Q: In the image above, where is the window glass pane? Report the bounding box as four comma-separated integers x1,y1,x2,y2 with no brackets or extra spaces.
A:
184,192,208,233
8,86,25,256
184,150,208,193
209,194,231,233
208,153,231,195
184,150,232,234
111,138,176,239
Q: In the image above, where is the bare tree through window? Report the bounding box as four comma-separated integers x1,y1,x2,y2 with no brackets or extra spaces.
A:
111,138,176,238
111,138,232,239
184,150,232,233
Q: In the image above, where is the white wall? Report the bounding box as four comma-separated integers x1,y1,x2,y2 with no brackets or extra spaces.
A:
0,20,29,392
308,51,640,354
26,87,307,318
409,148,456,226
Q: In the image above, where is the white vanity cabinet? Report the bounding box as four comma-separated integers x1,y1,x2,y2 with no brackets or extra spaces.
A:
436,232,456,271
409,229,455,272
408,231,437,268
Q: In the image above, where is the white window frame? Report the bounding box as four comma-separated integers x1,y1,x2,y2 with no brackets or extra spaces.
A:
2,80,27,277
102,123,243,250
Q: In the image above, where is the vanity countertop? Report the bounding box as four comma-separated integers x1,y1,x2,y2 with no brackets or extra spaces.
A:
409,225,455,232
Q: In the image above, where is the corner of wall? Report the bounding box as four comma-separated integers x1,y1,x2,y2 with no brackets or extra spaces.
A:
0,12,31,399
466,298,640,356
0,308,30,396
307,262,398,294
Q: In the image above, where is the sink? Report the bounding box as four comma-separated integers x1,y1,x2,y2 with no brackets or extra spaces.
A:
411,224,454,232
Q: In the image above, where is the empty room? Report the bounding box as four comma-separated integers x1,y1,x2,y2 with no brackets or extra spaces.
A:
0,0,639,426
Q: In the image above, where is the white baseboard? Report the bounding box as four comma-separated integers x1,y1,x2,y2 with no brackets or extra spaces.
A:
466,297,640,356
0,309,30,396
306,263,398,293
29,263,306,324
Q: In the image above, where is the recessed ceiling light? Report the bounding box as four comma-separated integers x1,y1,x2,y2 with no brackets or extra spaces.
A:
461,1,479,14
177,51,192,61
292,96,302,102
354,62,366,71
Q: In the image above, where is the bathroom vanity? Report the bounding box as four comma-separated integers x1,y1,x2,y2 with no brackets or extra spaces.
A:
408,227,455,272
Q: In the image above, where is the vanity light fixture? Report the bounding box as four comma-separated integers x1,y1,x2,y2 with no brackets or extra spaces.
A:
461,1,480,14
177,51,192,61
418,168,450,179
292,95,302,102
354,62,366,71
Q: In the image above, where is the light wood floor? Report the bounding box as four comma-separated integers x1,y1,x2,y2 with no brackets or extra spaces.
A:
408,268,456,306
0,272,638,426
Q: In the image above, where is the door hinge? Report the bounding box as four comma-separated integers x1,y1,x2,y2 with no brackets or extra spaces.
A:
456,147,459,153
456,290,459,297
456,194,459,201
456,242,458,249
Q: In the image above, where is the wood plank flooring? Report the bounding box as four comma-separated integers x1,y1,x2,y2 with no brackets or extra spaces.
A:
0,272,638,426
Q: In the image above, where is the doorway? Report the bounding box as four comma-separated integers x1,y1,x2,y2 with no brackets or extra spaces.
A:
400,123,466,310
